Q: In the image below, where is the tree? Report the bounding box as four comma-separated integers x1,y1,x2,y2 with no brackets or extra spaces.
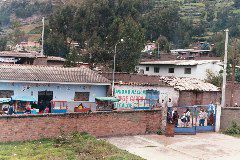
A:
45,0,146,72
234,0,240,9
64,47,81,67
0,37,7,51
115,16,145,72
156,35,170,52
205,69,222,87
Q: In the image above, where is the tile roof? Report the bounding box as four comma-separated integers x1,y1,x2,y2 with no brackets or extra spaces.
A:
101,72,219,91
100,72,166,86
160,77,220,92
0,65,110,85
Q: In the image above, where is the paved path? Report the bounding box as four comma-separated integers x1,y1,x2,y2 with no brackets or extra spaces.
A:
104,133,240,160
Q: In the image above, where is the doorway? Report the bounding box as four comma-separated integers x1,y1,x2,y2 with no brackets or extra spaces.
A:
38,91,53,112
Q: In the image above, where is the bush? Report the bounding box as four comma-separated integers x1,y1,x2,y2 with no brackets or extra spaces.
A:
225,121,240,135
156,129,162,135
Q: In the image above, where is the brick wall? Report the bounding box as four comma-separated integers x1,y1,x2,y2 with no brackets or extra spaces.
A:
0,110,162,142
226,82,240,107
221,107,240,131
178,91,221,106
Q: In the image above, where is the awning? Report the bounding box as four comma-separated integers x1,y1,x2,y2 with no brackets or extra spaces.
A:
11,96,37,102
95,97,120,102
0,98,11,103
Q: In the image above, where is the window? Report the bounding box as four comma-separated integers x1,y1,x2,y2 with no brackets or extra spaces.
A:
168,68,174,73
146,67,149,71
184,68,192,74
74,92,90,101
154,67,160,73
0,90,14,98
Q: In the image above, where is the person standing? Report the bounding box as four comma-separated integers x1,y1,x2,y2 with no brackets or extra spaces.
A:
8,103,15,115
207,101,216,116
172,110,179,127
167,98,173,115
198,108,207,126
186,109,191,127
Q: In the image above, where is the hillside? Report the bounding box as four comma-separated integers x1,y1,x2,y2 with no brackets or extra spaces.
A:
0,0,238,59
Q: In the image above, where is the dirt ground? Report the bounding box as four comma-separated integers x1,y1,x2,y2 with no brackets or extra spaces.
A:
104,133,240,160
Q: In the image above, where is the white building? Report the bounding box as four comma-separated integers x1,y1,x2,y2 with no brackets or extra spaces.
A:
136,60,223,80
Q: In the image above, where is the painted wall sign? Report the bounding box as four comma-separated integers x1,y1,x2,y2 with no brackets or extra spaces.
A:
114,85,179,109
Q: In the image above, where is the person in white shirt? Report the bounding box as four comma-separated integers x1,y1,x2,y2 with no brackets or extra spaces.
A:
198,108,207,126
186,109,191,127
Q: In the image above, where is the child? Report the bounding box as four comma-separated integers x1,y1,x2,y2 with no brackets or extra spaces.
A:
181,112,187,127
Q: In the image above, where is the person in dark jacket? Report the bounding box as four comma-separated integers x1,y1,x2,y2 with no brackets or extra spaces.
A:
8,103,15,115
172,110,179,127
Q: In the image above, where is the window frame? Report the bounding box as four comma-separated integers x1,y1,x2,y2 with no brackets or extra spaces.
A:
154,67,160,73
74,92,90,101
184,68,192,74
146,66,149,71
168,68,175,73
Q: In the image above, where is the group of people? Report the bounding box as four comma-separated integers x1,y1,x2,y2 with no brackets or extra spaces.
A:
2,101,51,115
163,98,216,127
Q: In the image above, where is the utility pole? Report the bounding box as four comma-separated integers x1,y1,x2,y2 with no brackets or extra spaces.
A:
112,39,124,96
41,17,45,57
221,29,229,108
230,39,237,107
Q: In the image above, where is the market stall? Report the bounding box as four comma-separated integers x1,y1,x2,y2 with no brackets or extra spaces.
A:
11,95,37,114
0,98,11,114
95,97,120,111
51,101,95,113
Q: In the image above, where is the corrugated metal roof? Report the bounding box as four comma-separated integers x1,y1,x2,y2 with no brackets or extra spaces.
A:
0,64,110,85
140,60,222,66
160,77,220,92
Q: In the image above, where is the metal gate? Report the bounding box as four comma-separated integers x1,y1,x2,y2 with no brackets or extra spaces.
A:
174,105,216,135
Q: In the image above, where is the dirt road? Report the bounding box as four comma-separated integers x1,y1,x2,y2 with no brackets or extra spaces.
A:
105,133,240,160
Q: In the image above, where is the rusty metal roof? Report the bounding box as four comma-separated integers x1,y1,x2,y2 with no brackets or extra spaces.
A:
0,64,110,85
160,77,220,92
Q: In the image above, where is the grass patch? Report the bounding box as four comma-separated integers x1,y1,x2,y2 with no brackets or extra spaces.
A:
0,132,143,160
225,121,240,136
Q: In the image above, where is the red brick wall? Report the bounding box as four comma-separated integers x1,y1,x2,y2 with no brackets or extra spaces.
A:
0,110,162,142
178,91,221,106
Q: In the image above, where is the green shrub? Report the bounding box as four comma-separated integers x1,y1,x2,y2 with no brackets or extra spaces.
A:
225,121,240,135
156,129,162,135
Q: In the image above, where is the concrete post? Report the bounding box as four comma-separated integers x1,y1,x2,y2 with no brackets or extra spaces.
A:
161,106,167,134
215,103,222,132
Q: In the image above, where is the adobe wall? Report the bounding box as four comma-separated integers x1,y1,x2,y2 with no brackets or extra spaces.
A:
178,91,221,107
225,83,240,107
221,107,240,131
0,110,162,142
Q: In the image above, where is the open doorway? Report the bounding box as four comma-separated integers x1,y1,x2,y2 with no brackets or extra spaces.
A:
38,91,53,112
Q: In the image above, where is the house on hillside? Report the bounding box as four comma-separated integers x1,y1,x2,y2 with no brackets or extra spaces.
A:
0,51,66,66
100,73,220,109
0,65,110,105
136,60,223,80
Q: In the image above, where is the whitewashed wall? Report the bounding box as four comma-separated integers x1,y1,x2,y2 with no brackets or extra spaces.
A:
114,85,179,109
0,82,107,102
137,63,222,80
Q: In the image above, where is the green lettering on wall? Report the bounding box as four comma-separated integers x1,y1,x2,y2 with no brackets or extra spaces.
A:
131,90,136,94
